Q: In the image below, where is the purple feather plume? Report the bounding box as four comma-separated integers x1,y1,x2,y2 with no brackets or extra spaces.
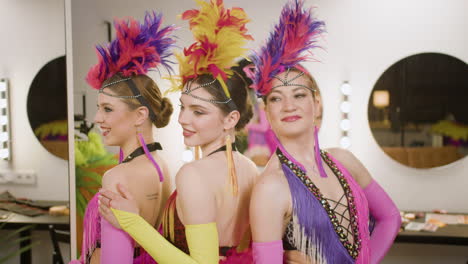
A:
87,11,177,89
251,0,325,96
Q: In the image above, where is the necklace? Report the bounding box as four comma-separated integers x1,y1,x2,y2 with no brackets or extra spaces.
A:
121,142,162,163
206,143,237,157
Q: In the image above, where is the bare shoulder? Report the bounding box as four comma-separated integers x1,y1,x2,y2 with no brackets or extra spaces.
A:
238,153,261,176
253,171,287,198
156,153,172,189
176,155,227,183
101,164,129,192
175,162,205,191
175,160,216,224
239,153,258,168
161,156,171,176
250,156,290,241
154,152,169,171
261,154,284,179
326,147,372,188
252,157,289,206
153,153,171,180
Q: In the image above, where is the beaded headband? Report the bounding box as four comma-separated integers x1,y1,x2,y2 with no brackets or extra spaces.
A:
271,68,316,94
99,77,157,121
182,78,238,111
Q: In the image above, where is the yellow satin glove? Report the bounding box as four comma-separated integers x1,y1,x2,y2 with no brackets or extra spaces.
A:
111,208,219,264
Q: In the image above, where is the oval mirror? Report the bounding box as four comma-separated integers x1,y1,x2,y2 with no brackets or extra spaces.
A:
368,53,468,168
27,56,68,160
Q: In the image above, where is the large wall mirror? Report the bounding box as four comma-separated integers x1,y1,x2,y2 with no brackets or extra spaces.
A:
27,56,68,160
368,53,468,169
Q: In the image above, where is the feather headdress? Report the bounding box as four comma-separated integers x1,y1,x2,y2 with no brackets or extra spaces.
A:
169,0,252,196
167,0,253,98
86,11,177,89
250,0,325,96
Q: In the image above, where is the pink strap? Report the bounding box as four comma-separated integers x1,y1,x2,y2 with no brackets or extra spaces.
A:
100,218,134,263
252,240,283,264
119,148,124,163
313,126,327,178
364,180,401,264
138,133,164,182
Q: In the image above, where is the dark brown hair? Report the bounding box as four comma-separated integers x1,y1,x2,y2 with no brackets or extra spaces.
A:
102,74,173,128
192,67,253,131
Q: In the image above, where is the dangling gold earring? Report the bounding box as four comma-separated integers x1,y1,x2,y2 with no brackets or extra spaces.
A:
225,135,238,196
194,146,201,160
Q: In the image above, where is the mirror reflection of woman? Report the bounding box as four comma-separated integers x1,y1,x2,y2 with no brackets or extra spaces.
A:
98,1,258,263
70,12,176,264
249,1,401,264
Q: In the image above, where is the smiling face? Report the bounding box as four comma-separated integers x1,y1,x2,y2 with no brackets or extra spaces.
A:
93,89,138,146
264,70,320,139
178,82,227,147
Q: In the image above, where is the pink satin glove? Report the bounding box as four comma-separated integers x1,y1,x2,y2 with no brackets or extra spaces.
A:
252,240,283,264
364,180,401,264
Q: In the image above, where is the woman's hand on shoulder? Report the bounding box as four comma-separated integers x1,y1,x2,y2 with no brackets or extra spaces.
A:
250,169,289,242
99,166,139,228
176,163,216,225
100,165,140,213
99,181,139,229
326,148,373,189
101,166,127,193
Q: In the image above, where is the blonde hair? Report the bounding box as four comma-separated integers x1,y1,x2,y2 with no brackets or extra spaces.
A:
102,74,173,128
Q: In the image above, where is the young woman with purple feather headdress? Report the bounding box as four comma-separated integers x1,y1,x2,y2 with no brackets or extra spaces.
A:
69,11,176,264
248,1,401,263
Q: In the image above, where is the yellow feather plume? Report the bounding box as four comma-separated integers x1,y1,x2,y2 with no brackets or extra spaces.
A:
166,0,253,95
